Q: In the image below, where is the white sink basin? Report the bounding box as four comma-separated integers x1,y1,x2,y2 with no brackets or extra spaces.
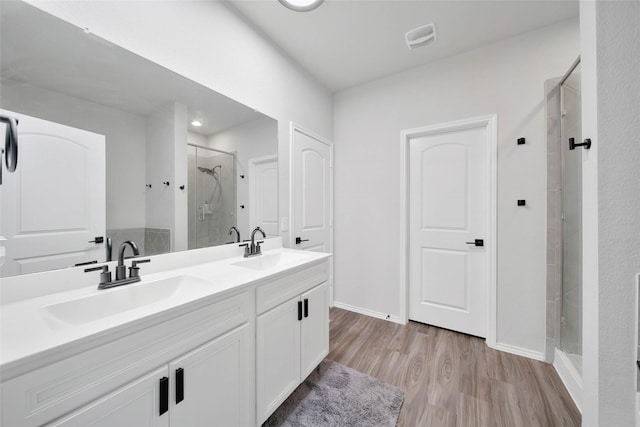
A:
41,275,210,326
231,251,308,271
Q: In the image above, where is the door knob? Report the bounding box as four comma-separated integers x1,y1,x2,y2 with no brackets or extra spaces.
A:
295,237,309,245
465,239,484,247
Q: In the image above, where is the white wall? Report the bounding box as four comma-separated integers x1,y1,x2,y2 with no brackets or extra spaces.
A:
145,102,188,251
26,0,333,247
0,80,147,230
580,1,640,425
333,19,579,356
173,104,188,252
207,117,278,238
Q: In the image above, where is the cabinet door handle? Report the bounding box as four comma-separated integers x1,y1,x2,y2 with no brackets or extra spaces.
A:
176,368,184,404
304,298,309,318
159,377,169,416
298,300,303,321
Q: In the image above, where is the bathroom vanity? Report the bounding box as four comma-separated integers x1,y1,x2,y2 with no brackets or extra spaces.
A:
0,239,330,426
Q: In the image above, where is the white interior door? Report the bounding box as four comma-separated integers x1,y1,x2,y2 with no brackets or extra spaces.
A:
291,127,332,253
249,155,278,237
408,123,489,338
0,110,105,276
291,125,333,299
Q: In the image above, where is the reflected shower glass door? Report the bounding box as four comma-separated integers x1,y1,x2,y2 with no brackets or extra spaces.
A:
187,144,236,249
560,63,582,374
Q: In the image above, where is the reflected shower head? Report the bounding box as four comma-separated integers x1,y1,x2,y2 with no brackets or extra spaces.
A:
197,165,221,176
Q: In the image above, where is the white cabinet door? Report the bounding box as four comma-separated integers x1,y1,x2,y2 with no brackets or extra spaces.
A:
46,367,169,427
169,325,252,427
301,282,329,379
256,297,301,424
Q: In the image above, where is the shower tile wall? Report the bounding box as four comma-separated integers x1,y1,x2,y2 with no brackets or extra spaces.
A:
545,78,562,362
144,228,171,255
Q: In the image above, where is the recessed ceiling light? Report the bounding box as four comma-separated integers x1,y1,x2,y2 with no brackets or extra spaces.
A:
278,0,324,12
191,120,202,127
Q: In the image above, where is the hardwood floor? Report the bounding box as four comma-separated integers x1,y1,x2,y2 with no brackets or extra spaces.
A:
328,308,581,427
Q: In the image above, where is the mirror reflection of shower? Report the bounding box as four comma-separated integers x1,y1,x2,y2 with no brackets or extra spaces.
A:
188,144,236,249
197,165,223,215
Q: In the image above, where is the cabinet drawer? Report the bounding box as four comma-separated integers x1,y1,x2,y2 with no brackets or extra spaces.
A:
1,291,252,427
256,261,329,315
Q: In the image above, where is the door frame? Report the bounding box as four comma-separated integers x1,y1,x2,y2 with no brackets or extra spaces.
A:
288,122,334,303
399,114,497,347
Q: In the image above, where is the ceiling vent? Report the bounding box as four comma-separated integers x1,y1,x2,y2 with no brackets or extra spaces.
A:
405,24,436,50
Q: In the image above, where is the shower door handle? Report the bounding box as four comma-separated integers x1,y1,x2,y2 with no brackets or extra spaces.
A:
466,239,484,247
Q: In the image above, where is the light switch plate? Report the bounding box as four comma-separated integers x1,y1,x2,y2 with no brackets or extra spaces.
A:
280,217,289,232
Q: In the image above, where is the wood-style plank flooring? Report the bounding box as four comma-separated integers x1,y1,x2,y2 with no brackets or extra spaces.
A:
328,308,581,427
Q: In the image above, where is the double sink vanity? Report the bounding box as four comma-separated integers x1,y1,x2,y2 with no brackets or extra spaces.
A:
1,238,331,426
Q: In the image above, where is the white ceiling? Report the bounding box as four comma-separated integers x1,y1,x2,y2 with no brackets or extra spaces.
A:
227,0,579,92
1,1,265,136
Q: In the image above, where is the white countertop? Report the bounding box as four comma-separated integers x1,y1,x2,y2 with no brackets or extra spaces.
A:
0,242,330,380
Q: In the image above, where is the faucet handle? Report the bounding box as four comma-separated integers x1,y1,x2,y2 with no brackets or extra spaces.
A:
129,259,150,278
85,264,112,286
255,241,264,254
131,258,151,268
239,243,250,257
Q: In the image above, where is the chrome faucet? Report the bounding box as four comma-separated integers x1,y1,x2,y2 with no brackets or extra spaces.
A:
240,227,266,257
228,226,241,243
85,240,150,289
251,227,267,257
116,240,139,280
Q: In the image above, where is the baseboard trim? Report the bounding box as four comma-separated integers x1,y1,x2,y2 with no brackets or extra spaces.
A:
553,348,583,413
494,342,546,362
333,301,404,324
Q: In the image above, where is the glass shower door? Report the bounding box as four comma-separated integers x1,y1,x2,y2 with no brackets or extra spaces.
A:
187,145,236,249
560,64,583,373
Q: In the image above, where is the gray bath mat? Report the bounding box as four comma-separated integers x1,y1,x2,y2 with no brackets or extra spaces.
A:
263,360,404,427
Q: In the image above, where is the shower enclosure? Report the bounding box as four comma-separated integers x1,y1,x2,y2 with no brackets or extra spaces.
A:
187,144,236,249
559,61,583,373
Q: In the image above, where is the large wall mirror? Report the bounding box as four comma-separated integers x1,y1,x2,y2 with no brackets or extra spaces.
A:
0,1,279,277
